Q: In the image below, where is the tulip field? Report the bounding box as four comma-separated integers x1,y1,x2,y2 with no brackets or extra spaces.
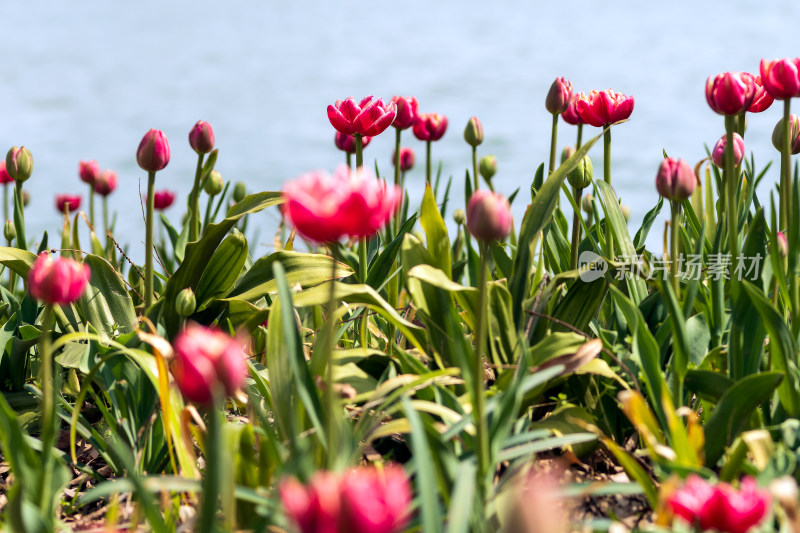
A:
5,59,800,533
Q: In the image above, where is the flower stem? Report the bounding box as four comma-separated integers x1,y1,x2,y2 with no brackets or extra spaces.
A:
603,126,613,258
346,152,352,172
724,115,738,277
89,185,95,227
359,236,368,348
145,171,156,309
323,257,339,467
576,124,583,150
14,180,26,250
4,184,8,224
394,128,402,234
473,243,491,525
198,392,222,533
190,153,205,242
37,304,56,517
472,145,479,192
426,140,431,184
204,194,215,230
355,134,363,170
670,201,681,299
548,113,558,175
570,187,583,270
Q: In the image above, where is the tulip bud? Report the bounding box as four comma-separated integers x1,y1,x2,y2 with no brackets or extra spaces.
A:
567,156,593,189
463,116,484,147
545,77,573,115
656,158,697,202
78,160,101,185
453,209,466,226
777,231,788,257
232,181,247,202
391,147,415,172
560,146,576,165
582,194,594,215
467,190,512,242
6,146,33,182
175,288,197,317
203,170,224,195
28,252,91,305
188,120,215,154
479,155,497,181
94,170,118,197
712,132,746,168
621,205,631,222
153,190,176,210
136,129,170,172
772,114,800,155
4,220,15,242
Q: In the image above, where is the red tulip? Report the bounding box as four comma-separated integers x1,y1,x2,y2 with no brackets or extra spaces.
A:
467,189,512,242
153,189,176,210
56,194,81,213
391,147,415,172
94,169,118,197
334,132,371,154
78,160,101,185
656,158,697,201
188,120,215,154
28,252,90,305
412,113,448,141
561,94,586,126
391,96,418,130
712,133,745,168
0,161,13,185
748,75,774,113
136,129,170,172
575,90,634,127
327,96,397,137
706,72,756,115
667,475,770,533
171,323,247,404
280,472,341,533
545,77,573,115
759,58,800,100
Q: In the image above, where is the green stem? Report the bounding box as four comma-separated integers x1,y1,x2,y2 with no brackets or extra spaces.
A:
145,171,156,310
204,194,215,230
359,236,368,348
190,153,205,242
473,243,490,525
346,152,352,172
425,141,431,184
603,127,613,258
3,184,7,224
548,113,558,175
37,304,56,518
198,393,222,533
89,186,95,227
724,115,738,280
789,100,800,335
472,145,479,192
355,134,363,170
394,128,402,234
14,180,26,251
576,124,583,150
322,257,339,467
570,187,583,270
670,201,681,299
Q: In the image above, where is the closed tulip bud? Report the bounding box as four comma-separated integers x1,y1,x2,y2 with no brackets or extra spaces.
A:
232,181,247,202
175,288,196,317
203,170,224,195
712,133,746,168
567,156,593,189
777,231,788,257
391,147,415,172
453,209,466,225
136,129,170,172
621,205,631,222
335,132,371,154
6,146,33,182
479,155,497,181
467,190,512,242
56,194,82,214
93,169,117,197
560,146,576,165
463,116,484,147
582,194,594,214
28,252,91,305
656,158,696,202
78,160,101,185
188,120,215,154
4,220,15,242
772,114,800,155
153,189,176,210
546,77,573,115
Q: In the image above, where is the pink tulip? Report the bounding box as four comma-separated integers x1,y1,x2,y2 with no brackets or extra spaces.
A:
412,113,448,141
392,147,415,172
706,72,756,115
778,231,788,257
280,472,341,533
94,169,118,197
334,132,371,154
340,466,412,533
78,160,101,185
748,75,775,113
464,116,484,147
282,166,401,243
575,90,634,127
667,475,770,533
391,96,419,130
327,96,397,137
188,120,215,154
153,189,176,210
561,94,586,126
0,161,13,185
712,133,745,168
656,158,697,201
760,58,800,100
171,323,247,404
467,189,512,242
28,252,90,305
56,194,81,213
136,129,170,172
545,77,573,115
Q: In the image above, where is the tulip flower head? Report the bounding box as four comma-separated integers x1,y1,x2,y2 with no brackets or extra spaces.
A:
656,158,697,202
748,75,775,113
6,146,33,182
391,147,415,172
561,94,586,126
334,132,371,154
188,120,215,154
575,90,634,127
0,162,13,185
56,194,81,214
546,77,573,115
667,475,770,533
327,96,397,137
136,129,170,172
712,133,746,168
94,170,117,197
759,58,800,100
171,323,247,404
28,252,91,305
412,113,448,141
78,160,101,185
706,72,756,115
778,231,788,258
467,189,512,242
772,114,800,155
479,155,498,181
391,95,419,130
464,116,484,147
153,189,176,210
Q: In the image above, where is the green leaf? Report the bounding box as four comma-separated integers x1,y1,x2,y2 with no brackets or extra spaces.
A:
76,254,138,340
366,214,417,290
402,396,443,531
684,369,733,402
420,184,451,277
0,247,37,277
194,232,248,309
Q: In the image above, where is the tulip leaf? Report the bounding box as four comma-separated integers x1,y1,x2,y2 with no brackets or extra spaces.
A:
420,184,451,278
194,232,248,309
0,246,37,277
76,254,137,341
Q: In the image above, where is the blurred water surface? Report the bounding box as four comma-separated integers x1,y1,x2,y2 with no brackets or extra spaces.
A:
1,1,798,260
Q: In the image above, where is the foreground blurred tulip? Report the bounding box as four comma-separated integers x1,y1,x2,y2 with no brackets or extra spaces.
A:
467,189,511,243
506,471,568,533
656,158,696,202
188,120,215,154
55,194,81,214
546,77,573,115
413,112,448,183
171,323,247,404
153,189,176,210
778,231,788,258
667,475,770,533
706,72,755,115
280,472,341,533
576,89,634,127
391,95,418,130
78,160,101,185
327,96,397,137
391,147,415,172
712,132,745,168
748,75,774,113
760,58,800,100
28,252,90,306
